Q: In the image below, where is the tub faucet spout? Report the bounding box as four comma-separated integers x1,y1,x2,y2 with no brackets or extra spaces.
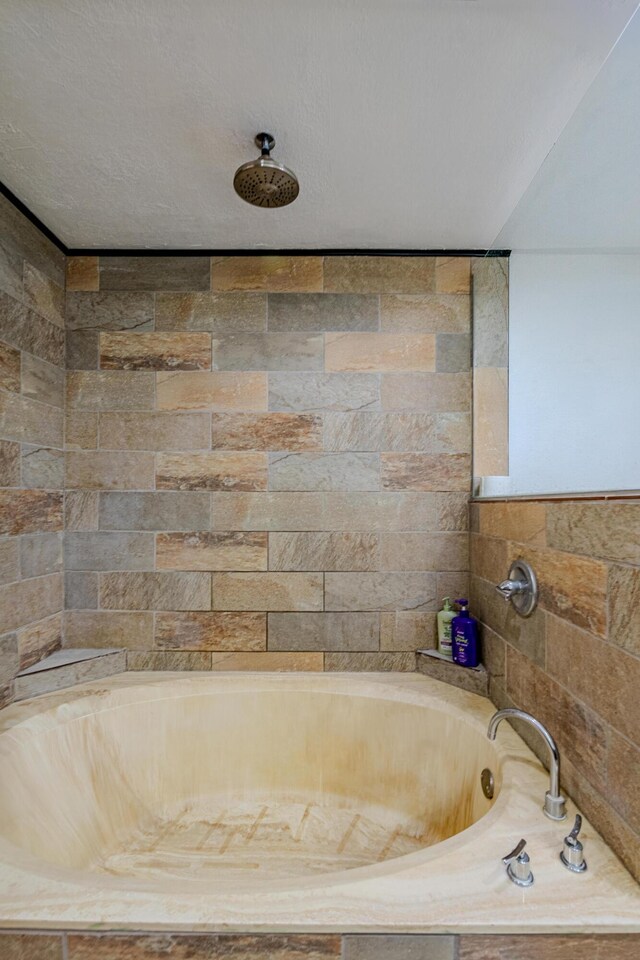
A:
488,708,567,821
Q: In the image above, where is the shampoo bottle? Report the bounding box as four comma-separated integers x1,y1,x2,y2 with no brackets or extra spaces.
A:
436,597,455,660
451,599,480,668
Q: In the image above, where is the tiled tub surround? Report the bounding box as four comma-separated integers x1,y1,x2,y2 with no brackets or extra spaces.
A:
64,255,471,668
470,498,640,883
1,672,638,934
0,196,65,706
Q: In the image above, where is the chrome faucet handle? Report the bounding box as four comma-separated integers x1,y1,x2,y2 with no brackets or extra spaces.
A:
560,814,587,873
496,578,526,601
495,560,538,617
502,838,534,887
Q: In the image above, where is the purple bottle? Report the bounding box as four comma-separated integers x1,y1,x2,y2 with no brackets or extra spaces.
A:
451,599,480,668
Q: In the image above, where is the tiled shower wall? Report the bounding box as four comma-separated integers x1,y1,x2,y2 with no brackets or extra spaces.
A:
0,197,65,706
64,254,471,669
471,498,640,882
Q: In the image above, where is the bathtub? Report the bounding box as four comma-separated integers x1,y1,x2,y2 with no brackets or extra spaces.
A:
0,671,638,933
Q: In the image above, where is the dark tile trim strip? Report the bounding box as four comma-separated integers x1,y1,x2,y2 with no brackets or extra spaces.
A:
473,491,640,503
1,176,511,257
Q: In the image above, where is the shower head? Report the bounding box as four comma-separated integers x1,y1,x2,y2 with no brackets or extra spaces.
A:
233,133,299,208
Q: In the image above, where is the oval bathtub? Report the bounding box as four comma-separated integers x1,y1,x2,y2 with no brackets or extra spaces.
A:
1,671,639,933
0,673,497,888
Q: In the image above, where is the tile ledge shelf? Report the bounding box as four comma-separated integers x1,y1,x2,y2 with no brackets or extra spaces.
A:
15,649,126,701
472,489,640,503
416,649,488,697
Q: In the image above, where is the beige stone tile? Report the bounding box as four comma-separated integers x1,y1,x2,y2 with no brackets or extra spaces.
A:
459,936,640,960
381,453,470,492
66,256,99,291
155,611,266,651
469,532,508,583
66,291,154,331
155,291,266,332
214,332,323,371
268,293,378,332
65,531,155,571
65,451,155,490
0,489,63,535
471,256,509,367
157,452,267,491
20,532,63,577
127,651,212,671
157,371,268,411
381,372,470,412
65,411,98,450
156,532,268,571
211,256,323,292
0,439,20,485
209,651,324,671
269,532,380,572
0,632,19,691
21,354,64,408
324,411,470,453
324,256,435,294
99,491,210,531
65,571,99,609
269,372,380,412
344,934,454,960
507,645,608,794
476,500,546,546
66,330,98,370
473,366,508,477
0,573,62,633
325,333,435,372
546,614,640,747
212,572,323,611
607,730,640,834
21,445,64,490
380,294,469,333
268,612,379,651
547,501,640,564
100,332,212,370
608,564,640,656
0,538,20,585
99,255,210,292
325,572,437,612
436,333,470,372
0,390,63,446
0,291,64,366
506,541,608,638
64,611,154,649
380,611,436,651
380,532,469,571
100,412,210,451
101,572,211,611
66,371,155,410
324,651,415,671
435,492,470,531
435,256,471,295
210,491,438,532
269,451,379,492
23,262,65,327
0,340,21,392
0,933,63,960
65,491,99,531
212,413,323,451
17,612,62,670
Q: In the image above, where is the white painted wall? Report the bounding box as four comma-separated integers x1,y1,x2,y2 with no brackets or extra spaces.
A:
507,252,640,494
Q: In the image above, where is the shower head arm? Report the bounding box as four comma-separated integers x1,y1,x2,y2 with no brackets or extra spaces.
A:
255,132,275,156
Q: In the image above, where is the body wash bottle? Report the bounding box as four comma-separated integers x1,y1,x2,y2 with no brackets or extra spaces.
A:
451,599,480,668
436,597,455,660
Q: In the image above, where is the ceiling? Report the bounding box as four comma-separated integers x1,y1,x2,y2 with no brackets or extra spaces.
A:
0,0,638,250
495,7,640,252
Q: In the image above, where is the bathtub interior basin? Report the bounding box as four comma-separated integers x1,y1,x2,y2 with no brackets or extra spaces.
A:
0,675,499,888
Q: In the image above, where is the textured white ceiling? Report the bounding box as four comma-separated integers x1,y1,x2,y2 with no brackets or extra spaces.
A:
495,8,640,252
0,0,637,249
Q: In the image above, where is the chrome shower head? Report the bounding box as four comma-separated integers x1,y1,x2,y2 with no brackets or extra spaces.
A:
233,133,299,208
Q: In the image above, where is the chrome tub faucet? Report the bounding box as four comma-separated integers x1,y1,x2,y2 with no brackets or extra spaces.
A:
488,708,567,821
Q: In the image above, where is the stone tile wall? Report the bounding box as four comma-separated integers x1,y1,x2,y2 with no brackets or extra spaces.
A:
63,255,472,669
471,497,640,882
0,197,65,706
2,931,640,959
472,257,508,479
